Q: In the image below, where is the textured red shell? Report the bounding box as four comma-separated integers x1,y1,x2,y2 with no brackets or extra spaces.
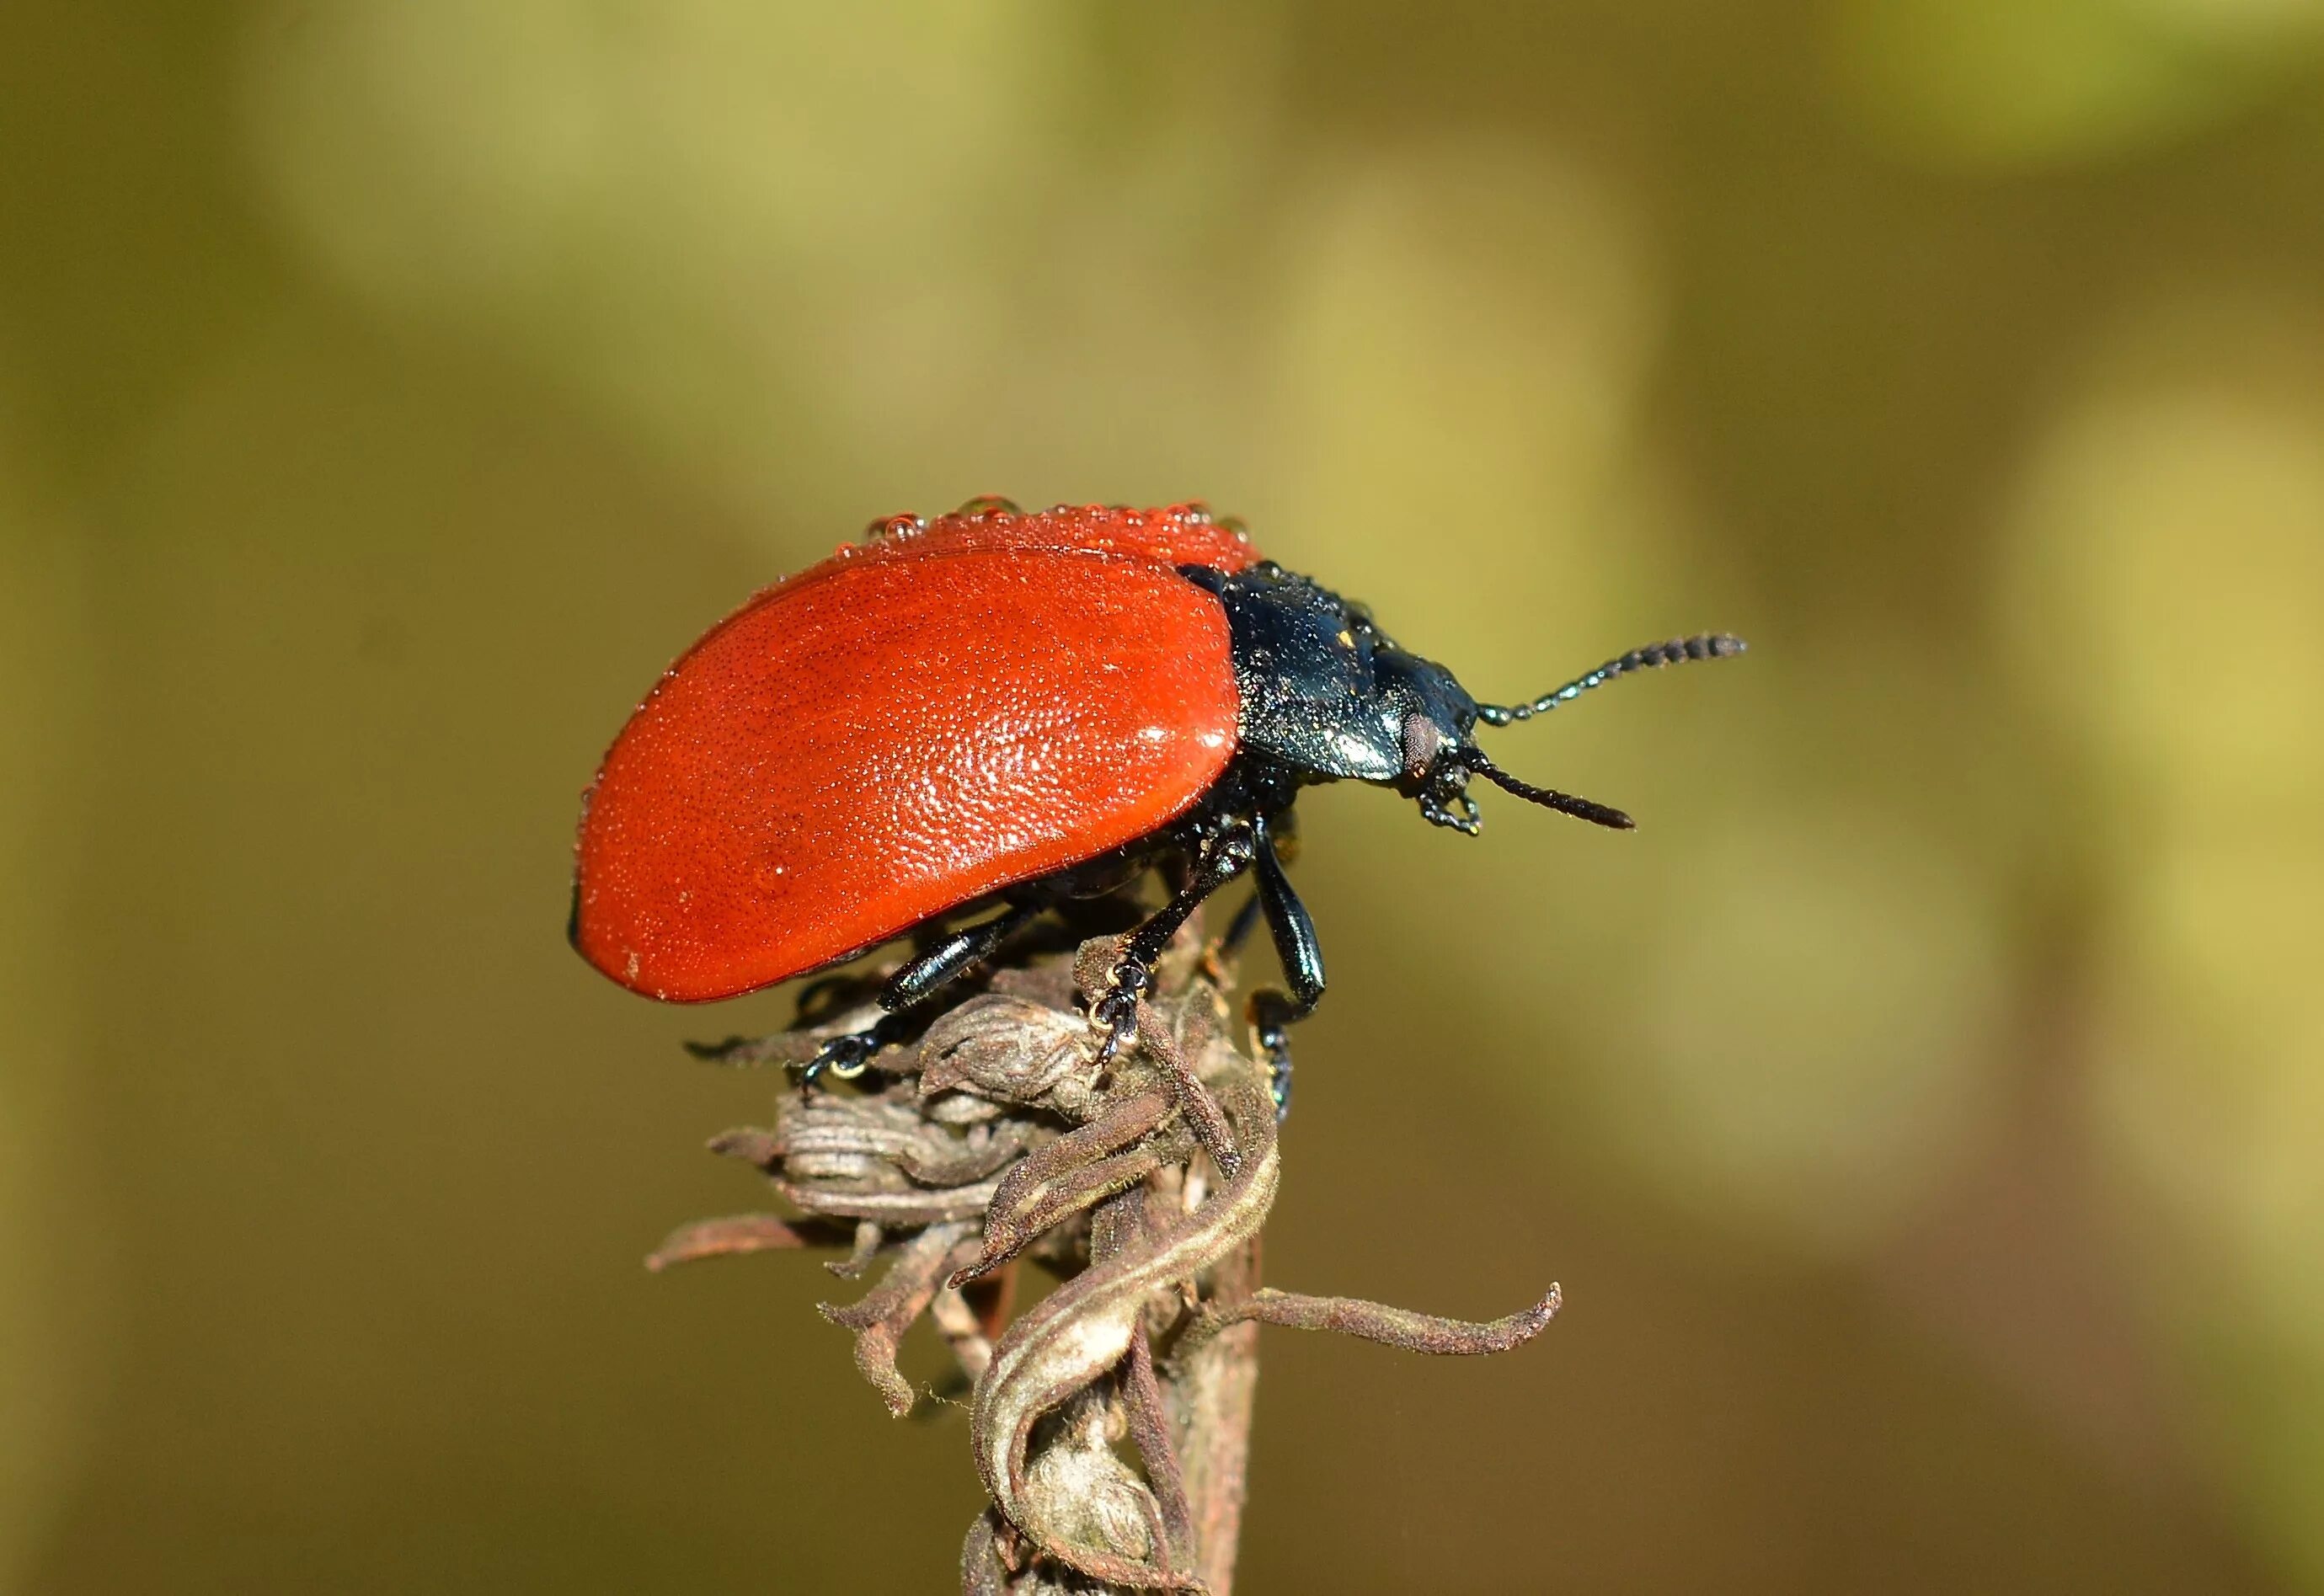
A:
572,504,1264,1001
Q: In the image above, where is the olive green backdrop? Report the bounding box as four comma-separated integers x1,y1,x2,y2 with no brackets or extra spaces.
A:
5,3,2323,1592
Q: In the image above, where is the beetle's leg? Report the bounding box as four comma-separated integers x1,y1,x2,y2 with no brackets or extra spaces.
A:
1247,812,1323,1118
1208,808,1296,964
1250,813,1325,1011
1213,891,1265,962
1248,990,1301,1120
800,904,1043,1087
799,1017,906,1090
1193,813,1317,1113
880,904,1043,1011
1093,820,1259,1065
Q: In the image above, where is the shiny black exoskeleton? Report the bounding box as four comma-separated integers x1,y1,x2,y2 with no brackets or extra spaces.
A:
794,558,1744,1113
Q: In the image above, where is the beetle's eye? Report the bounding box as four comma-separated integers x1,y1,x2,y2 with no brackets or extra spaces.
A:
1400,713,1445,780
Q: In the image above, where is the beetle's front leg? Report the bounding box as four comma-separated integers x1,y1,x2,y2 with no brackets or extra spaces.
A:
1091,820,1259,1065
1246,812,1322,1117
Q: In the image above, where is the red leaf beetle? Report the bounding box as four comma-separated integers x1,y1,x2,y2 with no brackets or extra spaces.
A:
571,499,1742,1108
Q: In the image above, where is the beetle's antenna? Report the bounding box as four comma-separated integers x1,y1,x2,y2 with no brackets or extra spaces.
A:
1475,633,1745,726
1461,750,1635,830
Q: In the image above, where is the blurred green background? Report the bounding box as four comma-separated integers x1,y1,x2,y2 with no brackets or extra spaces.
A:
5,2,2323,1591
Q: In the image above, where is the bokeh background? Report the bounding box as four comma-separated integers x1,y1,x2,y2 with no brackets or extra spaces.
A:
5,3,2323,1591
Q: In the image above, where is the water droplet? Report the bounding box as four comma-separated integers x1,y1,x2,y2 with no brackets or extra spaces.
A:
951,494,1022,518
862,513,927,544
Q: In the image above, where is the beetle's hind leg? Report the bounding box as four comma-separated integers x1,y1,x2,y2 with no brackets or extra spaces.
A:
798,902,1045,1088
798,1016,904,1088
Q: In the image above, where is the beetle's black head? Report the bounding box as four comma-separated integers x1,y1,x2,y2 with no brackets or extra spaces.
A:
1183,562,1743,834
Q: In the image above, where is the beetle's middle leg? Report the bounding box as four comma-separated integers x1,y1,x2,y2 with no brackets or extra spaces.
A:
1089,819,1261,1066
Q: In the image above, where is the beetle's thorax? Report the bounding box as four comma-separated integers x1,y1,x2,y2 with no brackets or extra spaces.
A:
1179,563,1478,799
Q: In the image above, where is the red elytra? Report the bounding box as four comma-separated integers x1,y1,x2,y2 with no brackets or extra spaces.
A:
571,503,1263,1002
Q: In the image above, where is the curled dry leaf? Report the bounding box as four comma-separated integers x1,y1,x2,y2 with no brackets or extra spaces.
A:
916,993,1104,1118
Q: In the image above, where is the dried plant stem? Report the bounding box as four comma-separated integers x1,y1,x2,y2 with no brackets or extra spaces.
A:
646,927,1557,1593
1166,1235,1262,1593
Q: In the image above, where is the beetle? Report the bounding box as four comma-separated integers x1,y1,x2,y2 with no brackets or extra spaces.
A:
570,498,1741,1107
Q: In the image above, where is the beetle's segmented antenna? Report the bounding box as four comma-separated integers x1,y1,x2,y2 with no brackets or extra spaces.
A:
1476,633,1745,727
1461,751,1635,830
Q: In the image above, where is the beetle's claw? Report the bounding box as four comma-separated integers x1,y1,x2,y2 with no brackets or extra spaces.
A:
1248,990,1299,1122
1087,969,1146,1067
1092,1010,1139,1069
799,1031,879,1092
